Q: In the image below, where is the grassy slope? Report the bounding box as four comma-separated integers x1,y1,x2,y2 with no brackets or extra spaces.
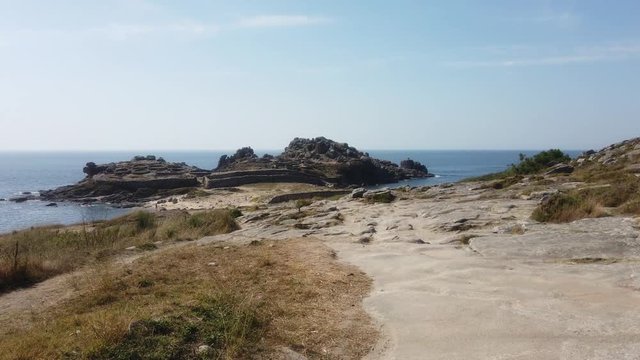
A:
0,209,239,294
0,239,376,359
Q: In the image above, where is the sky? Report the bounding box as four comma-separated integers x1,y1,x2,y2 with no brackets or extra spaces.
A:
0,0,639,151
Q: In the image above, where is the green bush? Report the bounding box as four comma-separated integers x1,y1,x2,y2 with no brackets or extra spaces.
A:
464,149,571,182
510,149,571,175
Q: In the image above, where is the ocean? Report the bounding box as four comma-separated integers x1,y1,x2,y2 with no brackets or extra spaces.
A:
0,150,581,234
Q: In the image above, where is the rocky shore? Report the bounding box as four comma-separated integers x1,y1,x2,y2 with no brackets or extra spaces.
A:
2,136,640,359
38,137,432,205
39,156,208,206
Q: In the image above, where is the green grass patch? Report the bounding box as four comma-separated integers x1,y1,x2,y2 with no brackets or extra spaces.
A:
91,294,262,360
0,210,239,294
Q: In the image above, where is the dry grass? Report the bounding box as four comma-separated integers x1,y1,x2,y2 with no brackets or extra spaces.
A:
0,210,238,294
532,193,608,223
531,161,640,223
0,239,376,359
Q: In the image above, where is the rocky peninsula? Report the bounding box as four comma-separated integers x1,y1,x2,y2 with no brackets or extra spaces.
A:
39,137,432,205
3,137,640,359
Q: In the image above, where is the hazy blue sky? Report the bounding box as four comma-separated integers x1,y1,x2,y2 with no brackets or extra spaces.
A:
1,0,638,151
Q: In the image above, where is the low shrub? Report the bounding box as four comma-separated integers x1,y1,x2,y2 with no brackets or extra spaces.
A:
294,199,313,212
366,192,396,204
532,193,606,223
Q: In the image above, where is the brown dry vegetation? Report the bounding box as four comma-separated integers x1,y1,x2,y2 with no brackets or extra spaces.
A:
532,165,640,222
0,238,376,359
0,209,239,294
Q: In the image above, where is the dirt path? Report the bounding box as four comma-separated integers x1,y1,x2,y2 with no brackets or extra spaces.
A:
0,272,77,336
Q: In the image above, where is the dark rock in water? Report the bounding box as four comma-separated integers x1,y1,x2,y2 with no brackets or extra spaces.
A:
400,159,429,174
10,195,36,203
22,191,32,195
0,198,6,201
45,202,58,207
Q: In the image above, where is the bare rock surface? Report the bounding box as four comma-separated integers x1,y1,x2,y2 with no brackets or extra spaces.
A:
190,181,640,359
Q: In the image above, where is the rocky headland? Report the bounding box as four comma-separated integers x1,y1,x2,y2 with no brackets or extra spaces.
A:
213,136,432,186
39,155,209,206
38,137,432,205
2,136,640,359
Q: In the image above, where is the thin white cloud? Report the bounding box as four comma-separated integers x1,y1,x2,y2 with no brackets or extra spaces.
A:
93,21,220,40
0,14,328,44
236,15,330,28
445,43,640,68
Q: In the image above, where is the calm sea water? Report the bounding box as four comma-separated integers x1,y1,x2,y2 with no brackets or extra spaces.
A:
0,150,581,234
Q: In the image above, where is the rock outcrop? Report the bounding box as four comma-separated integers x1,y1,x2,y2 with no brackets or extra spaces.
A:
574,137,640,169
214,137,433,186
43,137,434,204
41,156,208,205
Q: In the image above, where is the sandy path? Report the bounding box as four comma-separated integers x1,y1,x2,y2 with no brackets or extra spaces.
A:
318,186,640,359
330,242,640,359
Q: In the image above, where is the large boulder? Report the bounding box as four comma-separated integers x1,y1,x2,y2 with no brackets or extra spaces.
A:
545,163,574,175
216,147,258,170
400,159,429,173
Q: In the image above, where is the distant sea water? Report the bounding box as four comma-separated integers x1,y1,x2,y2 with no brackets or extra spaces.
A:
0,150,582,234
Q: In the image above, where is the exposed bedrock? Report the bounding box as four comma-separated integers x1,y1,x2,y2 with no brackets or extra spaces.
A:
215,137,433,186
43,137,434,204
41,157,206,204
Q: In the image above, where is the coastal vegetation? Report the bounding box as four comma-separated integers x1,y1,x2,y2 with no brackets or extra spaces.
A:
532,169,640,223
0,239,375,359
0,209,239,294
467,149,572,183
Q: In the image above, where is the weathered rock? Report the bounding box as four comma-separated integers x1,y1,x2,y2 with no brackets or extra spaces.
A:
400,158,429,174
215,137,433,186
573,137,640,172
45,202,58,207
363,189,395,203
545,163,574,175
216,147,258,171
42,157,206,204
9,195,37,203
351,187,367,198
268,190,350,204
197,345,212,355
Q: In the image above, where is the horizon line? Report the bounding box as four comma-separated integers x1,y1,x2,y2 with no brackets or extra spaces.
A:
0,148,586,153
